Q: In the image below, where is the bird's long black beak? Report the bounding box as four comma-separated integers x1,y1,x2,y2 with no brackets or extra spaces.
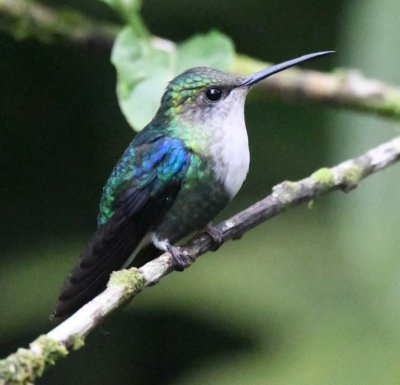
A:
241,51,334,87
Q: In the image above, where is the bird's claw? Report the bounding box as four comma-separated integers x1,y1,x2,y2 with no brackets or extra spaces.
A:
205,224,224,251
166,243,193,272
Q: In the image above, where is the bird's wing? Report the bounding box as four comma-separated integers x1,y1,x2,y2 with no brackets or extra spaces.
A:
53,137,190,318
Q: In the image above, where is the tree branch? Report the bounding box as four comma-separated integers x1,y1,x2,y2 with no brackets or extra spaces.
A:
1,136,400,385
232,55,400,119
2,0,400,120
0,0,118,53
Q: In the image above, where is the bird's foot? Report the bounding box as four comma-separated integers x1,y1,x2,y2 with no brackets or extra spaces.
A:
166,243,193,272
205,224,224,251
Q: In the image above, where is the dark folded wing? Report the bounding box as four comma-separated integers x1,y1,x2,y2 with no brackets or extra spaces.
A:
53,137,190,318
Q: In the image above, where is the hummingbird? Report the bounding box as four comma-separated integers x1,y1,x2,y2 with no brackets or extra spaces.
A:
54,51,333,318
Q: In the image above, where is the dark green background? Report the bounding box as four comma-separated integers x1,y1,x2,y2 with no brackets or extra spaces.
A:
1,1,400,384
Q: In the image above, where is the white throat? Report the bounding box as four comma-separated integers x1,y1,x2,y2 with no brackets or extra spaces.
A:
207,88,250,198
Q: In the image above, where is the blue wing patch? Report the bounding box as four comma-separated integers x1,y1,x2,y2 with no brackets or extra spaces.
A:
98,136,190,225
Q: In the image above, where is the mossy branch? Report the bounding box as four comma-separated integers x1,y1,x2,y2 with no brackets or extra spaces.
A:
2,0,400,120
232,55,400,119
1,136,400,384
0,0,117,52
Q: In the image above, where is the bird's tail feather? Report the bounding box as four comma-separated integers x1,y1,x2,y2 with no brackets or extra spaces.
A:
53,210,150,319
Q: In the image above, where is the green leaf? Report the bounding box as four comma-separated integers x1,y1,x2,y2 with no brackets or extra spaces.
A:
111,27,171,129
111,29,235,130
176,30,235,73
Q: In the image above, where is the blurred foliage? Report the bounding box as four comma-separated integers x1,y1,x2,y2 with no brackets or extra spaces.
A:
100,0,142,24
1,1,400,385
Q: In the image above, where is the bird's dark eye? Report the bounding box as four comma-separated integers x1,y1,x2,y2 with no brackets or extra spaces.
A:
205,87,223,102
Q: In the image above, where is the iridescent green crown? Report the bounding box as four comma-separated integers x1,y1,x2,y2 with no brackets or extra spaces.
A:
161,67,242,108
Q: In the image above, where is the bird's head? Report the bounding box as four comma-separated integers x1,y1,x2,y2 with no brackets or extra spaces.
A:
156,51,334,125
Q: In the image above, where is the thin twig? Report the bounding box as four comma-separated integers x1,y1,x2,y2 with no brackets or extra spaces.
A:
2,1,400,120
258,64,400,119
1,136,400,385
